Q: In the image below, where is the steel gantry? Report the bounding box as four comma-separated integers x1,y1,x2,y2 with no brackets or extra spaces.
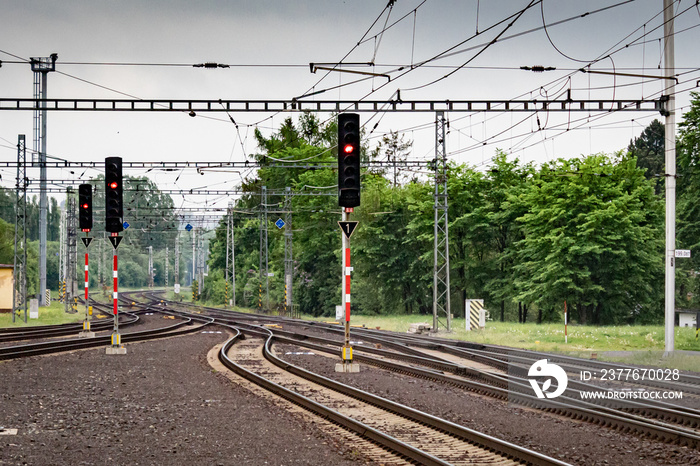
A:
12,135,28,323
0,97,664,114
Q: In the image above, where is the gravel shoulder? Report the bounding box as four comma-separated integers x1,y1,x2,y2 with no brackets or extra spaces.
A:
0,329,367,466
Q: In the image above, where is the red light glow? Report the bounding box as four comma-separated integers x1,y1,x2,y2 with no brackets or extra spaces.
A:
343,144,354,154
82,203,89,209
109,182,118,189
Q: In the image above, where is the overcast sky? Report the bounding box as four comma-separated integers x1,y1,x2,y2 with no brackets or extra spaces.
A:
1,0,699,216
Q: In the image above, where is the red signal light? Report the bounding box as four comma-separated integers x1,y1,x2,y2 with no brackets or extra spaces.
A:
82,203,89,209
109,181,118,189
343,144,354,154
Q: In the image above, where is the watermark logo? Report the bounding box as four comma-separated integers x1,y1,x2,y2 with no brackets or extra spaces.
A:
528,359,568,399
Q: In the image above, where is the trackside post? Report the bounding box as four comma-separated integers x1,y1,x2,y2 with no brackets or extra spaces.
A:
78,183,95,338
336,207,359,373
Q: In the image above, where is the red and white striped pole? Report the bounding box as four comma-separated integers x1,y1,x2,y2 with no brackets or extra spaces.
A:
113,248,118,316
564,300,568,344
85,252,89,301
84,250,90,331
342,207,352,363
111,233,120,347
345,246,351,322
80,233,94,337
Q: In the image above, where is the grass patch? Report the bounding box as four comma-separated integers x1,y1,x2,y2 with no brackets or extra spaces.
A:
0,300,84,328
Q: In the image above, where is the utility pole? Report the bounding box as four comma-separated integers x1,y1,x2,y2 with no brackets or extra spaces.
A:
12,135,28,323
174,232,180,299
433,111,451,332
30,54,57,306
259,186,269,311
148,245,154,289
663,0,676,354
58,206,66,303
284,187,293,316
98,231,104,288
191,227,196,287
165,246,169,289
64,192,77,313
226,202,235,307
197,227,205,287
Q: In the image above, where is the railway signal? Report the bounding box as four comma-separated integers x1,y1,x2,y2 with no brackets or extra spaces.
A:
105,156,124,233
105,156,126,354
78,183,95,338
337,113,361,208
78,183,92,232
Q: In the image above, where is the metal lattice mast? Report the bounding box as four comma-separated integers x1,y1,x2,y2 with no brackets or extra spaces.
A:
30,54,57,306
65,193,78,313
226,202,235,307
12,135,28,323
58,206,66,303
284,187,293,316
433,111,451,332
191,227,196,287
259,186,269,310
174,232,180,293
99,231,104,287
148,246,154,289
165,246,169,288
197,228,205,286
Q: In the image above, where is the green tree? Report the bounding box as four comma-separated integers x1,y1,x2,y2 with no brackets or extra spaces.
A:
0,218,14,264
676,92,700,307
627,119,665,194
353,176,432,315
377,130,413,187
510,153,663,324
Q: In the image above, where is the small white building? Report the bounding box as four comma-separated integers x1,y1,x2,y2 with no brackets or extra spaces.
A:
677,310,698,328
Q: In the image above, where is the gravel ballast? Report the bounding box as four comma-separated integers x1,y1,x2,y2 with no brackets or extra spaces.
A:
0,330,366,465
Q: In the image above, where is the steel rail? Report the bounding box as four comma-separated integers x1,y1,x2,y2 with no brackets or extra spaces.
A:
0,313,210,360
218,326,567,466
217,329,452,466
265,334,700,447
361,328,700,389
147,295,700,447
133,293,565,464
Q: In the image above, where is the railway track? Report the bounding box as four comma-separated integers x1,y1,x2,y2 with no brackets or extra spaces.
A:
218,326,568,465
0,299,212,360
143,293,700,449
126,292,569,464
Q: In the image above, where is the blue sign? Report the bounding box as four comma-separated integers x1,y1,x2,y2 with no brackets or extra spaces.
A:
123,221,130,230
275,218,285,229
185,224,193,232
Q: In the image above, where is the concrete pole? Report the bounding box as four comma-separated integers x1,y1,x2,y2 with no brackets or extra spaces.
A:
38,73,48,305
663,0,676,354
